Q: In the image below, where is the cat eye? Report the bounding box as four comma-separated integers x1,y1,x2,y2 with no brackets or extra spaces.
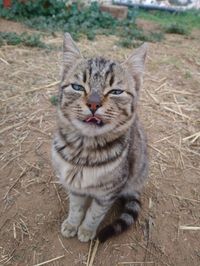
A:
71,84,85,92
109,89,124,95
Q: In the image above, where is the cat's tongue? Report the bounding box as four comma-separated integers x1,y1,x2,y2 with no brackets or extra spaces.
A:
84,116,103,126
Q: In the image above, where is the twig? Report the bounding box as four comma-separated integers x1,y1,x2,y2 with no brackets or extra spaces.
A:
169,90,196,96
53,183,65,213
118,262,154,265
163,106,190,120
179,226,200,230
0,256,10,263
0,121,25,134
3,168,27,199
154,82,167,92
168,194,200,203
28,125,51,137
87,240,94,266
32,255,65,266
131,240,171,266
173,94,183,118
13,223,17,239
177,215,180,240
58,236,72,254
148,144,168,159
0,249,16,264
1,154,22,170
183,131,200,143
88,240,99,266
24,80,60,94
2,81,60,102
0,57,10,65
23,159,41,171
145,89,159,104
145,76,167,83
153,134,174,144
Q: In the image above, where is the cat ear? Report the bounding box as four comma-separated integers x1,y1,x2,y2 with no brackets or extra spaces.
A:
63,33,82,68
122,43,148,92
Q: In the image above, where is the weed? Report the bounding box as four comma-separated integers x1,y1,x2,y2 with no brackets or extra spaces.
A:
50,95,58,106
0,1,164,45
118,29,164,48
117,38,142,48
163,23,189,35
0,32,49,48
138,9,200,32
184,70,192,79
2,1,197,47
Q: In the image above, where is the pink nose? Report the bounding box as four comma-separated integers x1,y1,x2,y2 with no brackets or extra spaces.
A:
87,102,101,114
87,91,102,114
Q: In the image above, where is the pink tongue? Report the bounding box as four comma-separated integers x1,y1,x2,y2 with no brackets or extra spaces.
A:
85,116,101,124
86,116,100,123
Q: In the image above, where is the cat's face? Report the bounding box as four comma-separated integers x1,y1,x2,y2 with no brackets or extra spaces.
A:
58,33,147,137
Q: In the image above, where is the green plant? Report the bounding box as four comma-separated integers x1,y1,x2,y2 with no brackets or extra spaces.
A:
0,1,119,36
2,1,186,46
138,9,200,32
0,32,48,48
0,0,67,18
50,95,58,106
0,1,139,43
117,38,142,48
164,23,189,35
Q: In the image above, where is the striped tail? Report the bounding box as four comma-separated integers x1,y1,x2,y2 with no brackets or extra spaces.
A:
97,196,141,243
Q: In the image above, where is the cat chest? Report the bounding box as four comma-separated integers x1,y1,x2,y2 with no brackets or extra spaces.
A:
52,144,126,191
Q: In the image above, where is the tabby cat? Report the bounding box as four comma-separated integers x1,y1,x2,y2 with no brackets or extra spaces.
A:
52,33,148,243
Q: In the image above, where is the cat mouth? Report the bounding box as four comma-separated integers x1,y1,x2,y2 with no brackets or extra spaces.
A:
84,116,103,126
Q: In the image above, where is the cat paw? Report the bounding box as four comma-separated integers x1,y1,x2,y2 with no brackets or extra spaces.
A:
78,225,96,242
61,219,78,238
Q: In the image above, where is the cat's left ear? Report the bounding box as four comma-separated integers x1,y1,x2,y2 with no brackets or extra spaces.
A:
63,33,82,69
122,43,148,92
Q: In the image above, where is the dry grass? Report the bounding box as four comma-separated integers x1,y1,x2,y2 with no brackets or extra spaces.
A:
0,19,200,266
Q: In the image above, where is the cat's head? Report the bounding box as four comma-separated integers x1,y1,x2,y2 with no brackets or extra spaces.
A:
58,33,147,137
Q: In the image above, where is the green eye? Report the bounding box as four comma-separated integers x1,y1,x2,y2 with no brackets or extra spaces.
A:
71,84,85,92
109,89,124,95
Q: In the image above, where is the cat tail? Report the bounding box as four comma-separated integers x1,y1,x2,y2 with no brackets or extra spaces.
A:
97,196,141,243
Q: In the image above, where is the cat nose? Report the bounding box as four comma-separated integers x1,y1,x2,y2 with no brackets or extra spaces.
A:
87,102,101,114
87,92,102,114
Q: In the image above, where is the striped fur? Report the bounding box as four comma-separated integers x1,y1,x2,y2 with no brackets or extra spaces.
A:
52,33,148,242
97,196,141,242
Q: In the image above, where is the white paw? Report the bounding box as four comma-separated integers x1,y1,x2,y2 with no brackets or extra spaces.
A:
78,225,96,242
61,219,78,238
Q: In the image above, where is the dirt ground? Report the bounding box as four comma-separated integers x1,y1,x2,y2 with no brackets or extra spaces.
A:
0,18,200,266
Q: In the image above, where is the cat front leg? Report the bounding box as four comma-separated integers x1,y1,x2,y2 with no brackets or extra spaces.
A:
78,198,113,242
61,192,87,238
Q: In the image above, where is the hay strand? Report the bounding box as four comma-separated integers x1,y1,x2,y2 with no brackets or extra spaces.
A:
163,106,190,119
179,226,200,230
32,255,65,266
118,262,154,265
169,194,200,203
183,131,200,143
2,80,60,102
0,121,25,134
0,57,10,65
87,239,99,266
3,168,27,199
86,240,94,266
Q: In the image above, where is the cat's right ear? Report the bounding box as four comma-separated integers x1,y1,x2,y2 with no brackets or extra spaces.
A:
63,33,82,69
